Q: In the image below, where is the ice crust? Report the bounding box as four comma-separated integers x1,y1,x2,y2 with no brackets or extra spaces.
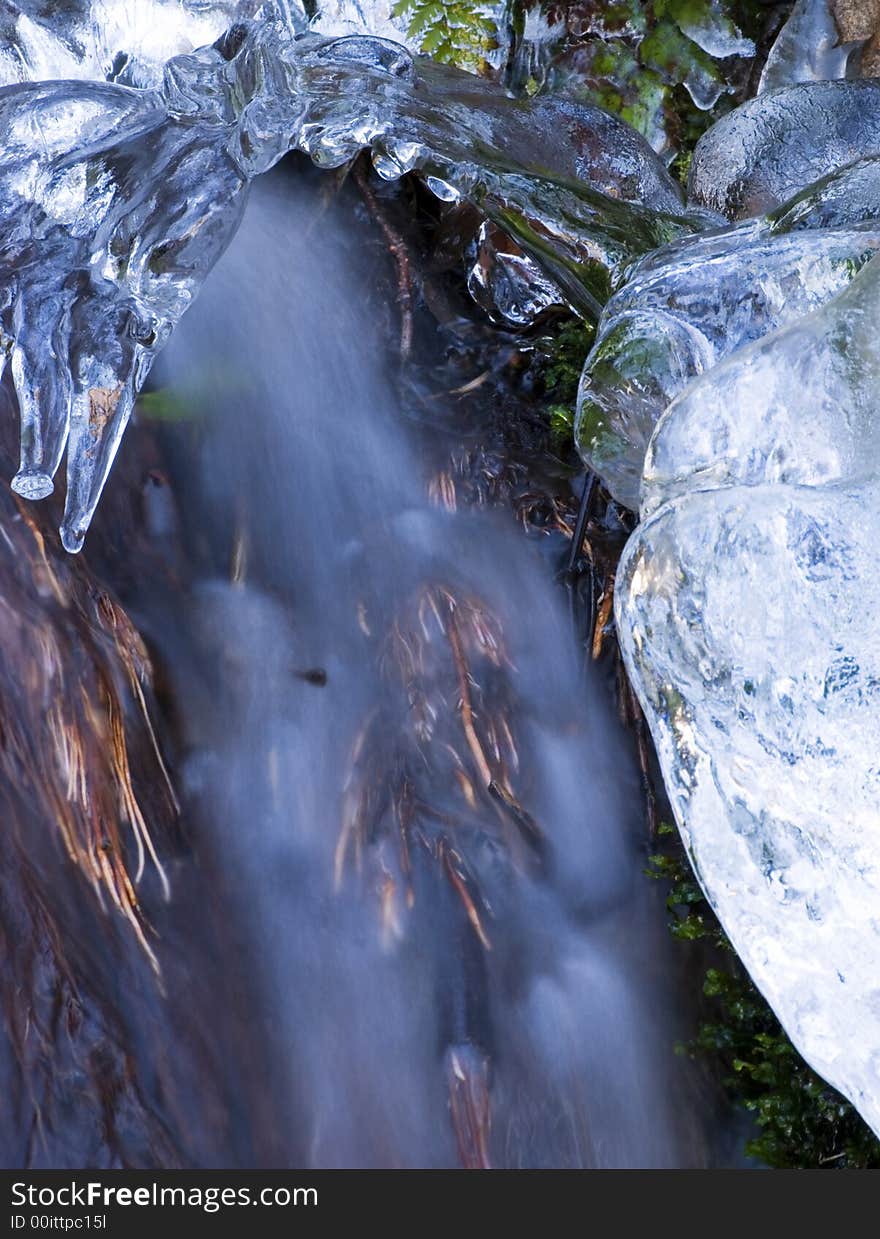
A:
0,4,685,551
576,219,880,508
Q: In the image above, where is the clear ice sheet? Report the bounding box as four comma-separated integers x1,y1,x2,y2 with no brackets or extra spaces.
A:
758,0,855,94
767,155,880,232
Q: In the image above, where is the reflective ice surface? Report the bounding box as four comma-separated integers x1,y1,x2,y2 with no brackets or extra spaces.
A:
575,220,880,508
768,155,880,232
642,254,880,513
616,256,880,1139
572,55,880,506
687,79,880,219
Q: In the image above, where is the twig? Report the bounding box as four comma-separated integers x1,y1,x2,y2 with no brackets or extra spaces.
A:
622,671,659,839
591,574,615,660
566,472,597,576
440,840,492,951
353,157,414,361
446,608,494,789
446,1045,492,1170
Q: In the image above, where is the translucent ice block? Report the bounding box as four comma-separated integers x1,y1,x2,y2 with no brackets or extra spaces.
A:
575,222,880,508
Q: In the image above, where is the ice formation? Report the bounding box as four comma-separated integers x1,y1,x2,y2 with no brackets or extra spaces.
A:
616,256,880,1137
467,222,566,327
642,257,880,514
561,7,880,1139
0,2,689,551
0,1,254,87
758,0,854,93
575,61,880,508
576,218,880,508
767,156,880,232
310,0,415,45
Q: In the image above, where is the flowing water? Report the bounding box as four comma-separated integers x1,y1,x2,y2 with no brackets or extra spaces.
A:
98,167,727,1168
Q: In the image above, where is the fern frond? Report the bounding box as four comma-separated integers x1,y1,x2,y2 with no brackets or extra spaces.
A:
394,0,499,72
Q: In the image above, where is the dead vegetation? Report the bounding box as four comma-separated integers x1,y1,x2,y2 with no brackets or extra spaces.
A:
336,582,541,929
0,487,176,969
0,460,190,1166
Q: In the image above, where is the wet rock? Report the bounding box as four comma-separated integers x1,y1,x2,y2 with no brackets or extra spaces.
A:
832,0,880,43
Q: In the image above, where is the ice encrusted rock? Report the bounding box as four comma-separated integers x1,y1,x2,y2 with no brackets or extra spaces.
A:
615,254,880,1138
688,79,880,219
0,11,687,551
575,218,880,508
642,253,880,514
768,155,880,232
576,95,880,508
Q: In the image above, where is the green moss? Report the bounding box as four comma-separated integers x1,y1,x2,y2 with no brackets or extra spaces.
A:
525,316,595,447
548,402,575,445
137,388,196,422
539,317,595,402
647,823,880,1168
